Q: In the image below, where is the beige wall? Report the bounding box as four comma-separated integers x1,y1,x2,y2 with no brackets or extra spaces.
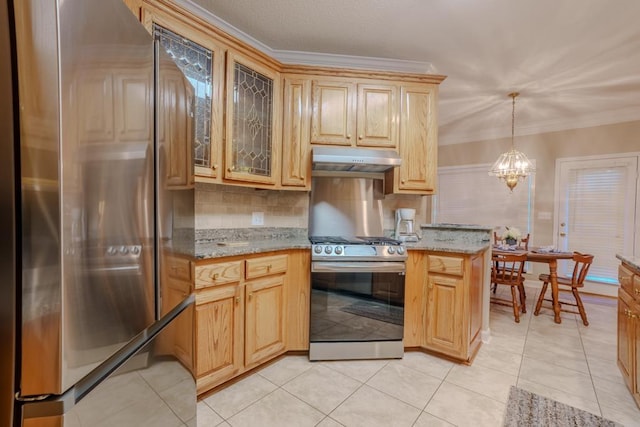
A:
439,119,640,246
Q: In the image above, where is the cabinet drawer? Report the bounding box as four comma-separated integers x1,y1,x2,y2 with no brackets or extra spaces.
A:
246,254,288,280
619,265,635,296
166,256,191,281
633,274,640,302
195,261,243,289
428,255,464,276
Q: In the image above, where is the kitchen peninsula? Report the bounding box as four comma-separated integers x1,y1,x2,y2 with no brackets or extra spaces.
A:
403,224,492,363
177,224,491,395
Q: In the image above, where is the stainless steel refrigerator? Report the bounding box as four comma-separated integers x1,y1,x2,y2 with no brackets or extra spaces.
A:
1,0,196,425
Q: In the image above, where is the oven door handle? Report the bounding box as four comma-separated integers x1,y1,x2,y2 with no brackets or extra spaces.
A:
312,261,405,274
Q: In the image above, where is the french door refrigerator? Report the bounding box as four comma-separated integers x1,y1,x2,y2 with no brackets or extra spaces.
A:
0,0,196,425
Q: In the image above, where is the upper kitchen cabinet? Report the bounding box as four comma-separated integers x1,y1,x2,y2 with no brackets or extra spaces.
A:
385,84,438,195
141,1,225,181
281,77,311,189
310,79,398,149
224,51,281,186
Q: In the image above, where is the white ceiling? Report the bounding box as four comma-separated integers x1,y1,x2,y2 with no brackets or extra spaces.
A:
187,0,640,145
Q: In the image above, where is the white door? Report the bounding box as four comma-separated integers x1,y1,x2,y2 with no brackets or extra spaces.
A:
556,155,638,283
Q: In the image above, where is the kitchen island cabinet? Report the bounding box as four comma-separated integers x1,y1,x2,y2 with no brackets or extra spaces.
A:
616,256,640,409
404,249,485,363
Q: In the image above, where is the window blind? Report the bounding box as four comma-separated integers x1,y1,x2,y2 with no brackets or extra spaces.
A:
434,163,534,238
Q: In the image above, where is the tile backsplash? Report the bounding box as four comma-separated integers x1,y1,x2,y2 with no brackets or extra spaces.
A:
195,183,309,229
196,182,429,232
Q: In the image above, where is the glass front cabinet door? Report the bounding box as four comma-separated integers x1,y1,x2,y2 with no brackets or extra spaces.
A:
225,52,281,185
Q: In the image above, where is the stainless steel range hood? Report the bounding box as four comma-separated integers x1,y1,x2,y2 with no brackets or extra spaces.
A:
312,147,401,173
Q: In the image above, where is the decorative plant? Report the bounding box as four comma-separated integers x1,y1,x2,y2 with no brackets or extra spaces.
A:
502,226,522,242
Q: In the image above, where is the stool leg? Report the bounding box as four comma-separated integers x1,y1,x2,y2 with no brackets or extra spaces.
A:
572,288,589,326
511,286,520,323
534,282,548,315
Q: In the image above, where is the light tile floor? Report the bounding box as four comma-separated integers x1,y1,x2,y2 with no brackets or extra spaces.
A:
198,285,640,426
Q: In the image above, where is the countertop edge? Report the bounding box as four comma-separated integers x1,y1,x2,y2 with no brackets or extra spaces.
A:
616,253,640,271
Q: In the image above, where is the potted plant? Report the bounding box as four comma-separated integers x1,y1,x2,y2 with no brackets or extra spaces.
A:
502,227,522,246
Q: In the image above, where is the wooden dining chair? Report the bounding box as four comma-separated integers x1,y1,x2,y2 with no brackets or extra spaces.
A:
534,252,594,326
490,252,527,322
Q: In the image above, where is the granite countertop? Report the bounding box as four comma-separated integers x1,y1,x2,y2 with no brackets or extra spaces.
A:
420,223,495,232
196,237,311,260
406,240,490,254
616,254,640,271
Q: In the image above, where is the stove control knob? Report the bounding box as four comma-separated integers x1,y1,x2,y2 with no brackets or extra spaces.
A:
397,246,405,255
119,246,129,255
324,246,333,254
387,246,395,254
314,245,323,254
107,246,118,256
131,246,140,255
334,246,343,255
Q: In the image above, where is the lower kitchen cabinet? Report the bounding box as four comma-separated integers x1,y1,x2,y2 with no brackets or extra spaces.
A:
404,250,484,362
160,255,194,372
617,262,640,409
194,251,303,395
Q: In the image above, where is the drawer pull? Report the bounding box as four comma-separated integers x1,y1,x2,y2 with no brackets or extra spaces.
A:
248,292,253,301
635,288,640,295
212,273,219,280
235,296,240,304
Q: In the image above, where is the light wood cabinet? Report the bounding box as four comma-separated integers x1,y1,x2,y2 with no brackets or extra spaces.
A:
194,252,292,394
195,283,244,394
141,1,226,181
310,79,397,148
617,262,640,409
385,84,438,194
245,275,286,367
281,78,311,189
404,250,484,362
158,63,194,188
160,255,193,372
224,51,281,186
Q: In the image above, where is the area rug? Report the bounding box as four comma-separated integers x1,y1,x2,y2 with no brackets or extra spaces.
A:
503,386,622,427
340,301,403,325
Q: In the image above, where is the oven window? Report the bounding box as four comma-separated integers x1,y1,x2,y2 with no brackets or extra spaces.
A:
310,271,404,342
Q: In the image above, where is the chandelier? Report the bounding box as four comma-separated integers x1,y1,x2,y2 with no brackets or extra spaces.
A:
488,92,534,191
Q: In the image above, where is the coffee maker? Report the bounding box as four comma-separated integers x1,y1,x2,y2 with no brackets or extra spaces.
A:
394,208,420,242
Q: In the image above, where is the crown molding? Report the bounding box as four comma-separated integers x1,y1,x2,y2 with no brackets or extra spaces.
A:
172,0,436,74
439,109,640,146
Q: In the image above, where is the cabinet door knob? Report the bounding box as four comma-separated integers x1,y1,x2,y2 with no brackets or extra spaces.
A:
248,292,253,300
346,134,351,139
212,164,218,170
228,165,235,173
235,296,240,304
299,176,305,181
634,288,640,295
358,135,363,140
401,180,406,184
560,232,566,237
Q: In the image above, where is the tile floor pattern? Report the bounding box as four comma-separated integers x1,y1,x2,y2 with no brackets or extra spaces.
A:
198,285,640,426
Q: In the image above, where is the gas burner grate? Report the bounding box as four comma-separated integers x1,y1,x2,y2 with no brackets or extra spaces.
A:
309,236,402,246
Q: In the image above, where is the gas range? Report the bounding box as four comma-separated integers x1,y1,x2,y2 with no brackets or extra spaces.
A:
309,236,407,262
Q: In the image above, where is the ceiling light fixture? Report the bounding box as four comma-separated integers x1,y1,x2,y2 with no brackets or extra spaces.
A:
488,92,535,191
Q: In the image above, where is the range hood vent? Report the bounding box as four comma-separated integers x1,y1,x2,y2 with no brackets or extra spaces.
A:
312,147,401,173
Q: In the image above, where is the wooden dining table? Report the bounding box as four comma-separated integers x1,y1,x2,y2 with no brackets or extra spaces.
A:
492,246,574,323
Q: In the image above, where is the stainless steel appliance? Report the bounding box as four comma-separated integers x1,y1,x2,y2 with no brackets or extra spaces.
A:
309,177,407,361
1,0,196,425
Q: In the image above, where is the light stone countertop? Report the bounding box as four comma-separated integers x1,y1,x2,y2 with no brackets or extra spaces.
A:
405,240,490,255
616,254,640,271
196,237,311,260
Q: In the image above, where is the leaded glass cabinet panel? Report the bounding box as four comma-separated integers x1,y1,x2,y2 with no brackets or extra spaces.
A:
148,19,224,180
225,52,281,185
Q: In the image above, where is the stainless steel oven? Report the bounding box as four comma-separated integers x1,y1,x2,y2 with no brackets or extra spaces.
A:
309,236,406,361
